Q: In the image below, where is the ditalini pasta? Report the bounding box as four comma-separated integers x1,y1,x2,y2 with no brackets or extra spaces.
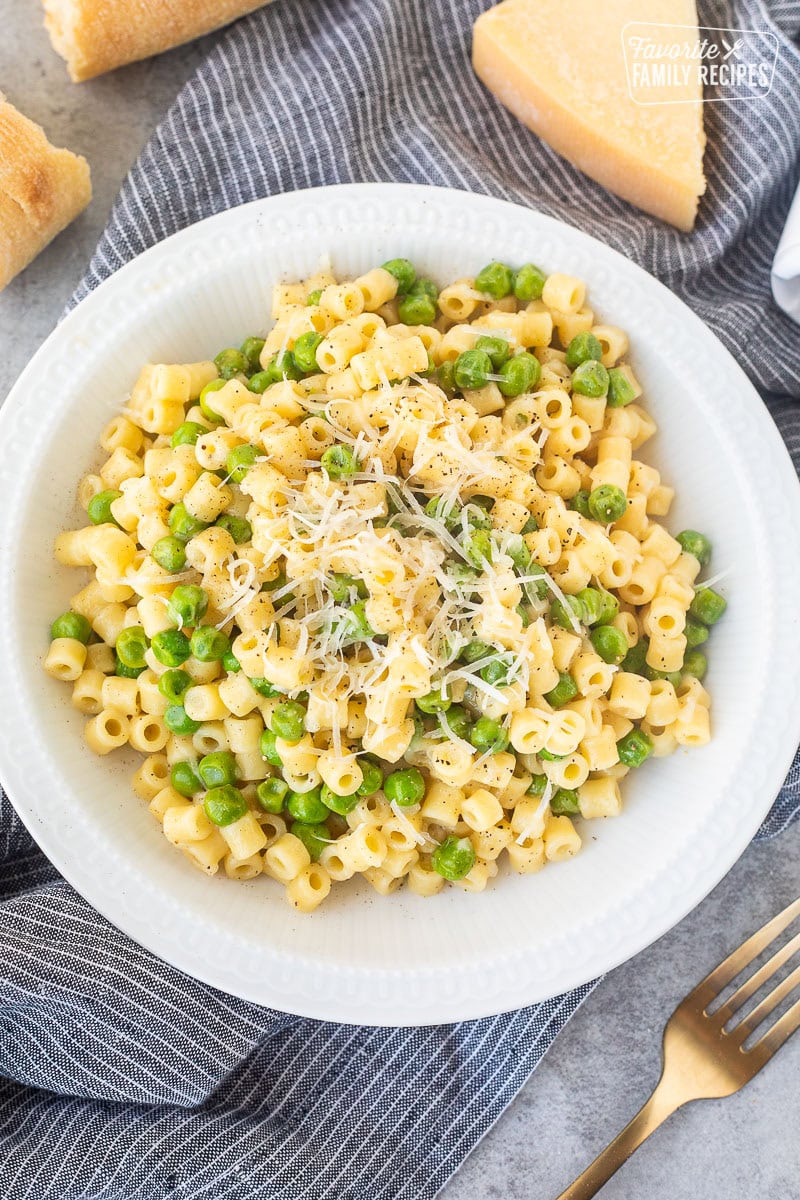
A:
46,257,727,911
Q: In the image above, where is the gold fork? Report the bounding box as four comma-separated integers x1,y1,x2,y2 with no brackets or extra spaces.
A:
557,895,800,1200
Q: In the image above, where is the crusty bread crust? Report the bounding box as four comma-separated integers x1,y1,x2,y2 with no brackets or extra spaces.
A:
0,94,92,291
43,0,273,81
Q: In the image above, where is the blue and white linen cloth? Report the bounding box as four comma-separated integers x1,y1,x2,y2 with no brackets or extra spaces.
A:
1,2,799,1196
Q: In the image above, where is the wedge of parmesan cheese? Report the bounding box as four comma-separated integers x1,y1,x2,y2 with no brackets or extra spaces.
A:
472,0,707,231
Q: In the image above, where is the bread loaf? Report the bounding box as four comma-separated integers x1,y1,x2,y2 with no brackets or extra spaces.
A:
0,94,92,291
43,0,273,81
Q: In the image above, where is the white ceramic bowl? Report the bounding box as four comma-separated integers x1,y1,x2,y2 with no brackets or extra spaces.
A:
1,184,799,1025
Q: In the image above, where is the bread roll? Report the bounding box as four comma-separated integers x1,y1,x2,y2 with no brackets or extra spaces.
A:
0,94,92,292
43,0,274,81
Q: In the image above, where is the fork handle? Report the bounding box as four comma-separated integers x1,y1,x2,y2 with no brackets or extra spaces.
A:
554,1077,683,1200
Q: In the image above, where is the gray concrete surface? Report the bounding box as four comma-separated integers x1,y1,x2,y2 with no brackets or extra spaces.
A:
1,5,798,1198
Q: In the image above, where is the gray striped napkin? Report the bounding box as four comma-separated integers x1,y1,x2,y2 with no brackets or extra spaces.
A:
2,2,799,1196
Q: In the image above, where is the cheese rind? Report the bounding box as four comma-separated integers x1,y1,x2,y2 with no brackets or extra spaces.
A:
472,0,706,231
0,94,92,291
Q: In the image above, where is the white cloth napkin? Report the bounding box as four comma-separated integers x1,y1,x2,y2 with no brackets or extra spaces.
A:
772,180,800,324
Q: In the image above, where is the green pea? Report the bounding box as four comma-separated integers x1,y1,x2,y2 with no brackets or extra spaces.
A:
271,350,303,382
409,277,438,302
690,587,727,626
271,700,306,743
527,774,548,796
226,443,259,484
321,443,358,480
293,331,324,374
550,595,584,631
171,760,203,798
621,638,649,675
570,490,592,519
164,704,201,736
158,668,191,704
551,788,580,816
286,786,328,824
683,650,708,680
469,717,509,755
87,488,122,527
460,639,493,664
256,777,289,813
198,750,239,789
215,513,252,544
151,629,191,667
316,783,357,816
464,529,493,569
199,378,227,423
617,728,653,768
571,359,609,397
676,530,712,567
522,562,550,602
607,367,636,408
167,584,208,628
522,515,539,534
505,534,532,573
685,618,709,649
190,625,230,662
397,292,436,326
260,728,282,766
454,349,492,392
475,261,514,299
381,258,416,294
214,348,248,380
357,757,384,796
290,821,330,860
115,659,144,679
222,650,241,673
384,767,426,807
416,686,452,714
329,573,368,602
249,677,280,698
115,626,149,670
151,535,187,574
480,658,512,686
239,335,266,373
337,600,374,644
497,351,541,397
204,784,248,826
247,370,274,394
590,624,629,665
442,704,471,740
306,288,323,306
475,335,511,370
171,422,208,449
513,263,547,302
577,587,618,627
169,502,208,542
588,485,627,523
565,332,603,369
50,611,91,643
432,835,475,881
435,359,457,396
544,672,579,709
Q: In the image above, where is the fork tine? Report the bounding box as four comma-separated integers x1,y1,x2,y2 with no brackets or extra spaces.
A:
714,929,800,1024
733,963,800,1045
692,896,800,1007
748,994,800,1061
